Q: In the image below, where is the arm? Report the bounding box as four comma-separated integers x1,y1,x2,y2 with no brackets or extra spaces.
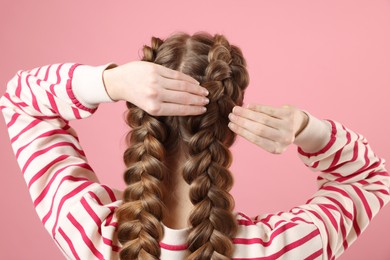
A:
0,63,123,259
224,103,389,259
295,113,389,258
254,111,390,259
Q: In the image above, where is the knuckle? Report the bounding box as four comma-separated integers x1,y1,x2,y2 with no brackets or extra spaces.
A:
269,146,278,154
174,71,181,79
146,88,159,99
149,64,158,74
283,135,294,144
149,77,159,85
146,102,161,115
274,147,282,154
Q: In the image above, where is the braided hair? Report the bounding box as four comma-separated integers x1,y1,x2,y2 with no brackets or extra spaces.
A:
115,32,249,260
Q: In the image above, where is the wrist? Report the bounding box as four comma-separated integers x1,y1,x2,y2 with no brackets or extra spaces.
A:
103,65,120,102
295,110,309,137
293,110,331,153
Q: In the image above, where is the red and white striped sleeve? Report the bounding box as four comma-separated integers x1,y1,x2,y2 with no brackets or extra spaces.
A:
249,112,390,260
0,63,123,260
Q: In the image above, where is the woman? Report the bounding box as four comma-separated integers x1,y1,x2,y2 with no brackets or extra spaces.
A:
1,32,389,260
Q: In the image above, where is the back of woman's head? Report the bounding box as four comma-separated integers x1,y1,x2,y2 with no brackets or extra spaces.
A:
115,32,249,260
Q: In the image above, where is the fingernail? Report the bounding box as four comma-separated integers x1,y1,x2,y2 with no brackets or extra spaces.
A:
204,89,209,95
204,98,209,104
202,107,207,112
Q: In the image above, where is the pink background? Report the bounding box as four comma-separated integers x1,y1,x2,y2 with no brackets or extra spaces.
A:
1,1,389,259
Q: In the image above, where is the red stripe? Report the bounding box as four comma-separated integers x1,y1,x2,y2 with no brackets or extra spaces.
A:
25,74,41,112
50,181,95,237
87,191,104,205
22,142,84,176
47,92,59,114
16,128,81,159
34,165,91,207
67,213,106,259
336,147,382,183
265,229,320,260
86,191,117,227
10,119,41,143
321,185,351,200
322,203,348,250
298,120,337,158
49,64,64,96
15,70,22,97
328,148,343,169
306,209,333,258
101,185,117,202
237,212,253,222
34,66,43,76
6,113,20,128
254,213,272,224
352,199,361,237
325,141,358,176
323,196,353,220
72,106,82,119
159,242,188,251
43,64,53,81
290,217,314,225
233,229,320,260
317,205,338,232
304,248,323,260
2,92,29,110
312,160,320,169
238,219,255,226
80,197,121,252
41,178,92,226
81,197,102,227
232,222,298,246
352,185,373,221
27,154,69,188
58,227,81,260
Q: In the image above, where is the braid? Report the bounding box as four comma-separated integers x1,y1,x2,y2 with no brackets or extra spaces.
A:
115,37,168,260
183,34,248,260
117,32,249,260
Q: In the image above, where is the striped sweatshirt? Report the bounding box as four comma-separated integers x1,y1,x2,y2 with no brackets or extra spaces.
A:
1,62,389,260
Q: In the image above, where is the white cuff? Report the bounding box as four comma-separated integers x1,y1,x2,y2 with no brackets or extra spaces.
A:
72,63,118,109
293,110,332,153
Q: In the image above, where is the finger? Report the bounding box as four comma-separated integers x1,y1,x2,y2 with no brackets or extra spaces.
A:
246,104,289,119
155,103,207,116
232,106,282,129
156,64,200,85
228,113,280,142
158,76,209,97
228,122,280,154
160,88,209,106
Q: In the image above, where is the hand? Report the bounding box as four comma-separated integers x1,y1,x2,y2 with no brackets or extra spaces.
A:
228,104,309,154
103,61,210,116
